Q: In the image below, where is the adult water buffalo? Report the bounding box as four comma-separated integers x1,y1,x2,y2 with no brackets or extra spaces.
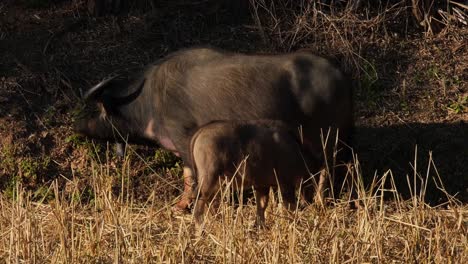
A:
75,47,353,211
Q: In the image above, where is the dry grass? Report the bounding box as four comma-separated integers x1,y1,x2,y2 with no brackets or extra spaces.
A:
249,0,467,76
0,144,466,263
249,0,407,72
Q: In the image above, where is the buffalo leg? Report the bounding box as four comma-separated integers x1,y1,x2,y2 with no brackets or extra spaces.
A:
173,166,196,213
314,169,327,206
331,139,354,202
115,143,124,157
300,177,315,205
255,187,269,227
280,184,297,211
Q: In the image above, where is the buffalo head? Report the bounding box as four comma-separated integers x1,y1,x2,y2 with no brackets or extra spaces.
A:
74,75,151,146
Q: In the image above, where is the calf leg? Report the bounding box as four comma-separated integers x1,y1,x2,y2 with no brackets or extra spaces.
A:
280,184,297,211
314,169,327,206
255,187,269,227
193,171,219,229
300,177,315,205
194,199,207,227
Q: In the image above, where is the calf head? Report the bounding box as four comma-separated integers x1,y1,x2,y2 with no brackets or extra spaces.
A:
75,75,149,145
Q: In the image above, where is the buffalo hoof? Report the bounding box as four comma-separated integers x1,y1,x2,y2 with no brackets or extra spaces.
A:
115,143,125,158
172,199,192,214
253,221,268,230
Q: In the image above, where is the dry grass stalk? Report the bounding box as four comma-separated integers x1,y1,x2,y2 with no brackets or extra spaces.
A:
249,0,408,73
1,144,466,263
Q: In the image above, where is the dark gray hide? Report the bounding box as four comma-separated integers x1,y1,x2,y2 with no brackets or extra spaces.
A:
75,47,353,199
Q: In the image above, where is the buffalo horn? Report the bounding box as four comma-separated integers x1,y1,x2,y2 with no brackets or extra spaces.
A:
84,75,119,100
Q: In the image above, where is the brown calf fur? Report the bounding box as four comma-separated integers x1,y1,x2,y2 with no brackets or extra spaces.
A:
190,120,321,227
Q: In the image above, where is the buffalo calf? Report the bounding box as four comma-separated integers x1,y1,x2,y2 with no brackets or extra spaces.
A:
190,120,320,227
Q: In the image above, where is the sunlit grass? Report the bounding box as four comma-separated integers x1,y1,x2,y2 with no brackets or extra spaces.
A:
0,144,466,263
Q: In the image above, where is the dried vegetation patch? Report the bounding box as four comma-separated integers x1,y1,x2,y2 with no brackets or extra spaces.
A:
0,159,466,263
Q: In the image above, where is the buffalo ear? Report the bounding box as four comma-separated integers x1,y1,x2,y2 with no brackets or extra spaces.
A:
84,75,120,101
84,76,145,116
96,102,109,118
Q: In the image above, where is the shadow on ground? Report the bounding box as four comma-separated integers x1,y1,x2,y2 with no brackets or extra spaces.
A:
355,122,468,203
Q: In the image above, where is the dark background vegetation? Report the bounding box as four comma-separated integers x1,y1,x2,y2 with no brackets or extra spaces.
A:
0,0,467,204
